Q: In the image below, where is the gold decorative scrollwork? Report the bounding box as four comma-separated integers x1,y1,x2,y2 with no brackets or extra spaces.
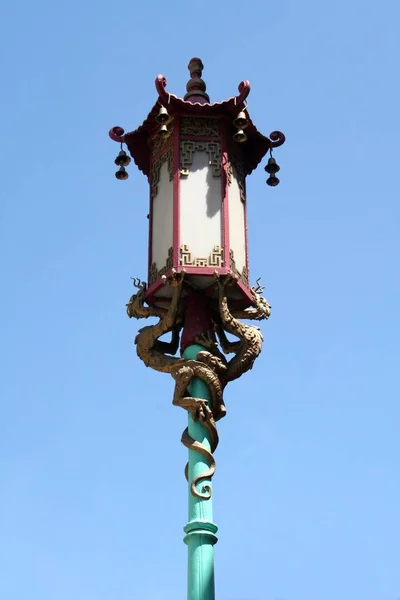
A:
149,247,174,284
180,141,221,177
180,244,194,267
180,244,224,268
230,159,246,203
158,266,167,279
180,117,220,137
229,249,248,285
208,246,224,267
226,161,233,186
149,262,158,285
151,147,174,197
195,258,208,267
241,265,249,287
166,246,173,270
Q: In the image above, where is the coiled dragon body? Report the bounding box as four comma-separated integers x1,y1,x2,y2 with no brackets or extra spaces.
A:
126,271,271,498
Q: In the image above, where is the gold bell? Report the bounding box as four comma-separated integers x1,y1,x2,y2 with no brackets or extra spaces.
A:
233,129,247,143
114,149,131,167
158,124,170,138
156,106,170,124
233,111,249,129
115,166,129,180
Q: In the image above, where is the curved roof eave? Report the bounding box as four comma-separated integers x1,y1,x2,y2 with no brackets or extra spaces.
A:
109,72,285,177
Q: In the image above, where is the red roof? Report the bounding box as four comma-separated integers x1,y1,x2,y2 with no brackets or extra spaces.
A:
109,61,285,177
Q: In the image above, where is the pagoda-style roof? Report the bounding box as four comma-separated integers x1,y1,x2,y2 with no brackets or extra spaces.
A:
109,58,285,177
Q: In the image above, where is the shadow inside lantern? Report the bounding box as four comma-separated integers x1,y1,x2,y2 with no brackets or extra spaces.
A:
205,162,221,219
185,150,222,221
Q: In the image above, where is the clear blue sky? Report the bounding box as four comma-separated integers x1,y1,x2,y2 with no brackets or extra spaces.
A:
1,1,399,599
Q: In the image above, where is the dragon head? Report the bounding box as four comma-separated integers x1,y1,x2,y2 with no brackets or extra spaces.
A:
250,278,271,320
126,278,147,319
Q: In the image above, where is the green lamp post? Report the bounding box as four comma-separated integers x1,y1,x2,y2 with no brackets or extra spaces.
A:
109,58,285,600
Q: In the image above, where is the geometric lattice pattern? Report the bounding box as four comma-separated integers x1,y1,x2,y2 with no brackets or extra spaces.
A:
151,147,174,198
230,159,246,203
180,244,224,268
149,247,173,284
180,117,220,137
148,246,248,285
230,249,249,286
180,141,221,177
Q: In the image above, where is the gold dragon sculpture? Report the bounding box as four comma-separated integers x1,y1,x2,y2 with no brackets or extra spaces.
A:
126,271,271,498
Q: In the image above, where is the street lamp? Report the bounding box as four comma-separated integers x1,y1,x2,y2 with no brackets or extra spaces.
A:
109,57,285,600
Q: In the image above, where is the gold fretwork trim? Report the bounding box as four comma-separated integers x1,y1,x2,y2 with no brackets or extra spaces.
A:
230,159,246,203
180,244,224,268
226,161,233,186
151,148,174,198
149,247,173,284
180,117,220,137
242,265,249,287
166,246,173,270
230,249,249,286
180,141,221,177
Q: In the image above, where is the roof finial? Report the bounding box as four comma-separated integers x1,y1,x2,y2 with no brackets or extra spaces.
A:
184,57,210,104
